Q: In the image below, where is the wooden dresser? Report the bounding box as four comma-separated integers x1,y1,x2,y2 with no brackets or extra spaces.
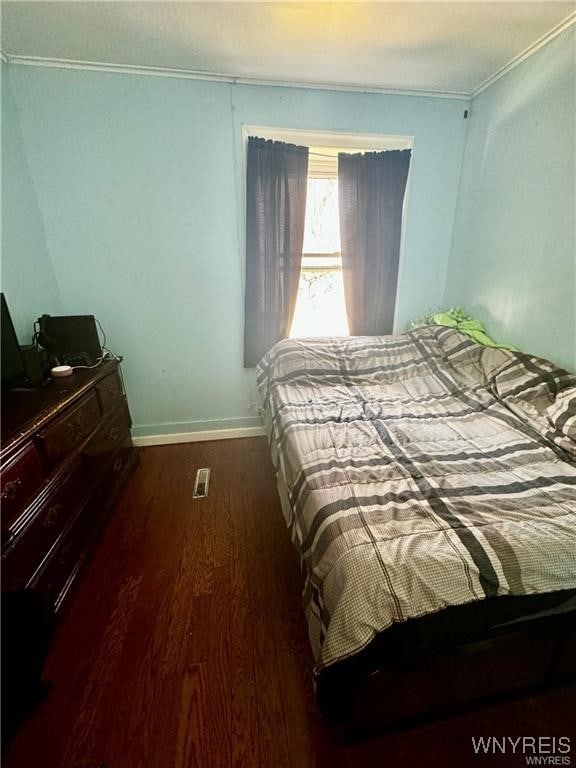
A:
1,359,138,614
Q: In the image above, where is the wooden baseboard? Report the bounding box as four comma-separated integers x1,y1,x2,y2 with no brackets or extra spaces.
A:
132,426,265,447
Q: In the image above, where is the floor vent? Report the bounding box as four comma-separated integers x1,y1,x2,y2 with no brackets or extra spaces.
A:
193,468,211,498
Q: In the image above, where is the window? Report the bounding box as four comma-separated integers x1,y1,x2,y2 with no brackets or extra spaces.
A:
244,126,413,345
290,151,349,338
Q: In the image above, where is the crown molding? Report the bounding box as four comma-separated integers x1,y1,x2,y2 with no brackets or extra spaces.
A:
2,53,471,101
3,10,574,102
472,11,576,98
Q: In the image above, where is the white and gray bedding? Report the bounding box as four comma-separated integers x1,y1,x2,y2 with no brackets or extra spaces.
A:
256,326,576,672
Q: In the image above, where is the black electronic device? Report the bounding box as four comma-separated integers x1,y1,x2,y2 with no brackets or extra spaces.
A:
19,345,49,387
36,314,102,366
1,294,26,391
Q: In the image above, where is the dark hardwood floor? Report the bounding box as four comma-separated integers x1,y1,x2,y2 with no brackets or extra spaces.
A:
5,438,575,768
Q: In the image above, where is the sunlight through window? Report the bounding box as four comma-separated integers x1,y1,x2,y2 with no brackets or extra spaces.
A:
290,177,350,338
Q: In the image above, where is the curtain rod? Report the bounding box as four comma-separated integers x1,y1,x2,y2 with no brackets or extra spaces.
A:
309,151,339,159
309,149,405,159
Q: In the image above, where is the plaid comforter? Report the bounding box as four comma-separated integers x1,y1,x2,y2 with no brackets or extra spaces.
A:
257,326,576,671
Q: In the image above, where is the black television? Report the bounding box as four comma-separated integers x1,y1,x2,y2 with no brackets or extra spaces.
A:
1,293,25,390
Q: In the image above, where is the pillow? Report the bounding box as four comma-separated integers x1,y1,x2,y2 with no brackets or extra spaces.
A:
546,386,576,441
487,354,576,459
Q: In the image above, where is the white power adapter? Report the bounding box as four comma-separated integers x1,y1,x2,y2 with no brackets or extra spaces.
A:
51,365,73,378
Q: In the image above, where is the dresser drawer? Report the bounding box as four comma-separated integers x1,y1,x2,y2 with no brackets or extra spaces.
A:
96,441,134,502
28,502,94,610
36,391,101,469
2,458,88,591
83,405,131,475
96,370,124,414
1,443,46,532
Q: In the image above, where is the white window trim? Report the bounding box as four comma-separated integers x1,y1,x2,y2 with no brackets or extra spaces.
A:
243,126,413,151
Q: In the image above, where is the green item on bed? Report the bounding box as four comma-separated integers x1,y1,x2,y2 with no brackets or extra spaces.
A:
411,307,517,350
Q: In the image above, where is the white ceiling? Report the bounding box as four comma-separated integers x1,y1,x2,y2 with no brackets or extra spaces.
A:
1,2,575,97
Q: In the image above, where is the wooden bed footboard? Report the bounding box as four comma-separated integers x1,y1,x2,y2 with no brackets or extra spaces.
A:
317,610,576,741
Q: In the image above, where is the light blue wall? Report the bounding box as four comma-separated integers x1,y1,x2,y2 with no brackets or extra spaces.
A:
1,64,61,342
445,28,575,372
230,85,467,331
4,66,467,434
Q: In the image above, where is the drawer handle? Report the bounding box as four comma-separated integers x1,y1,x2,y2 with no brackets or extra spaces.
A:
1,478,22,501
113,457,124,473
58,541,73,565
43,503,62,528
107,426,121,442
67,416,86,441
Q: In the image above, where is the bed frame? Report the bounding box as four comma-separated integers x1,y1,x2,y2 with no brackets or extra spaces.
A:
316,603,576,741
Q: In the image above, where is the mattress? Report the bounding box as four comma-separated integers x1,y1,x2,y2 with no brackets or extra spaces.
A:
256,326,576,673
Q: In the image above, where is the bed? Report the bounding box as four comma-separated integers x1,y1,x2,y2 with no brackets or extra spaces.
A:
257,325,576,732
